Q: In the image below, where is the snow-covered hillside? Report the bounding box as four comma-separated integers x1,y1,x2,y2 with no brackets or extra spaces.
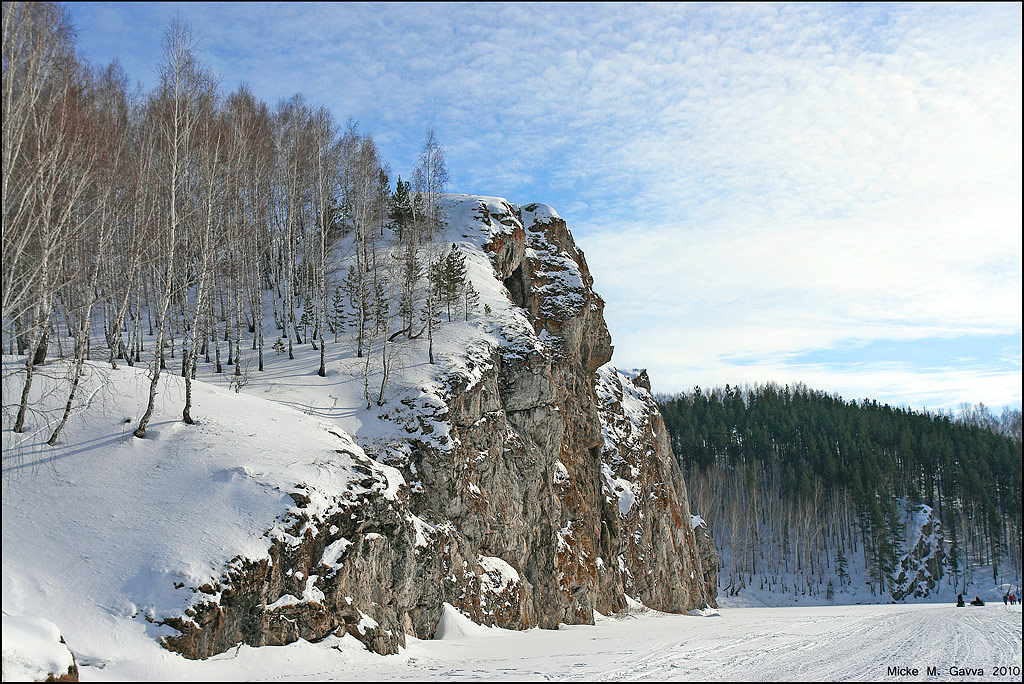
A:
2,355,406,672
9,194,1008,681
710,497,1014,609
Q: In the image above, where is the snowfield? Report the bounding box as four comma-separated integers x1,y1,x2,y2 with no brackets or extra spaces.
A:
45,602,1023,681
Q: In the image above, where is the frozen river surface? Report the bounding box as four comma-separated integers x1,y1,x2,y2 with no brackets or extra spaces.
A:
98,601,1023,681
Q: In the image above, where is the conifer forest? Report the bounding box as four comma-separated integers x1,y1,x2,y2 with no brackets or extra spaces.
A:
660,384,1022,599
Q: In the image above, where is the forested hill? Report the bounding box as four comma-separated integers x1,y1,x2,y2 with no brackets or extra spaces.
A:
658,383,1022,601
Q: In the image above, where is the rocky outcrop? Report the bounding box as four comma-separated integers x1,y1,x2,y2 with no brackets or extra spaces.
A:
891,504,945,600
161,466,420,657
693,521,720,606
160,197,716,658
595,366,718,610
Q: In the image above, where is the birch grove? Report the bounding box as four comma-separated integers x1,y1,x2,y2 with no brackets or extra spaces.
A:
3,7,459,442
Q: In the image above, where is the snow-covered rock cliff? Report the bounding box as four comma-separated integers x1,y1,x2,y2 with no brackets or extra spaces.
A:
890,503,946,601
163,196,717,656
2,196,716,664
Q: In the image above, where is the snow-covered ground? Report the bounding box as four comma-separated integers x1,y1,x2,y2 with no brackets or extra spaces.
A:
57,602,1024,681
1,616,77,682
1,355,405,677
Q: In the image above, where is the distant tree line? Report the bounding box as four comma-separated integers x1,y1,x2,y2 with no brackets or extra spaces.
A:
2,3,479,442
659,383,1022,597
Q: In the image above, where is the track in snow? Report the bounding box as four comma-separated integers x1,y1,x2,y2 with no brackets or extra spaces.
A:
300,604,1021,682
82,602,1023,681
582,604,1022,682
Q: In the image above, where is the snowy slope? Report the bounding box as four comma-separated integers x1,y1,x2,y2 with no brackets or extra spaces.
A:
2,195,552,670
176,195,544,465
2,357,402,671
1,616,77,682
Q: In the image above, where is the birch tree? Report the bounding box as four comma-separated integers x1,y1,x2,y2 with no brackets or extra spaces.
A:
1,1,75,320
12,27,99,432
227,85,273,372
272,95,313,360
135,19,211,438
411,129,448,241
310,105,339,377
48,62,130,444
181,90,225,424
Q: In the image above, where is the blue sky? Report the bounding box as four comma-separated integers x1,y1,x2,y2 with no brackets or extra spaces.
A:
65,2,1022,412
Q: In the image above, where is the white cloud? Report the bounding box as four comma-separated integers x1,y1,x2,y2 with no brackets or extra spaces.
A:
65,2,1023,408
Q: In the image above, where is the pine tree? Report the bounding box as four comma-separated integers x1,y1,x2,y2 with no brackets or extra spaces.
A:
430,244,466,322
390,176,414,242
341,264,370,354
463,280,479,321
330,286,344,342
654,378,1022,602
885,499,905,571
449,248,467,320
835,549,849,586
298,297,312,341
947,513,962,590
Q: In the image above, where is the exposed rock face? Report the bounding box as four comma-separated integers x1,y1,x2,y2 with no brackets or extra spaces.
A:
693,522,720,606
595,366,718,611
891,504,945,601
161,197,717,658
161,470,421,657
